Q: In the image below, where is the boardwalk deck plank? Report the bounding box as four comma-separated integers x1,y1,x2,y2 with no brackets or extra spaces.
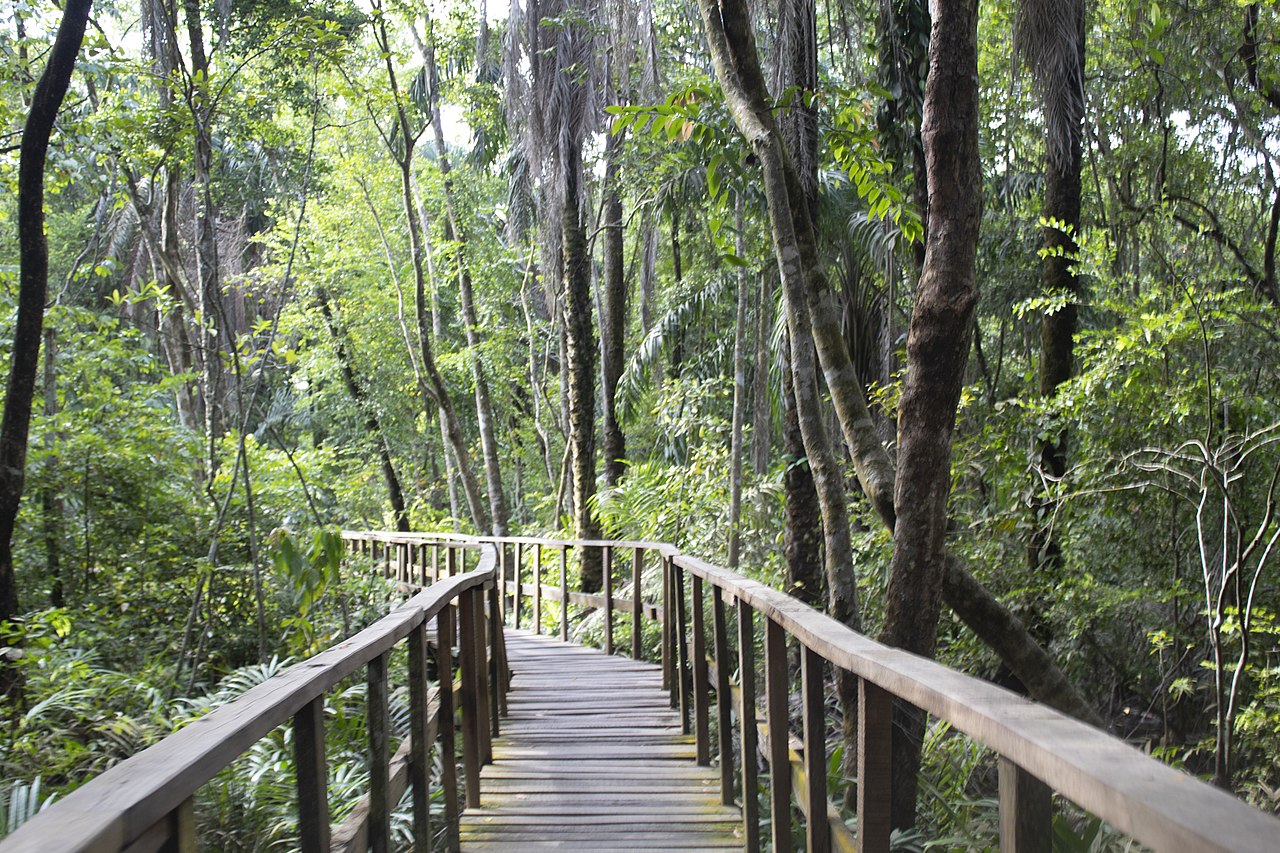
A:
459,629,744,851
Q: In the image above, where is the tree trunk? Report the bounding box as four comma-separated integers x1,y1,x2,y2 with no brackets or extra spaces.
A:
563,140,603,591
600,131,628,489
1,0,92,695
315,287,410,532
698,0,1099,809
781,341,823,607
422,20,509,535
183,0,229,484
751,272,772,476
1028,0,1086,579
879,0,981,828
728,202,749,569
371,0,488,532
43,329,63,608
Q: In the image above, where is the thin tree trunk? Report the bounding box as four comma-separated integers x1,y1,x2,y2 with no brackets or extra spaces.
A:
315,287,411,532
43,329,63,608
751,272,772,476
371,0,488,532
421,20,509,535
1,0,92,695
183,0,228,485
728,202,749,569
600,131,628,488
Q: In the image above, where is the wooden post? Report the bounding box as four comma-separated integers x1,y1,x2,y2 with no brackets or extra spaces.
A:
473,587,494,764
737,600,760,853
559,545,569,642
436,605,460,848
631,547,643,659
534,543,542,634
712,585,733,804
765,618,791,853
662,556,674,699
857,679,892,853
488,581,504,730
168,797,197,853
802,647,829,853
294,696,330,851
446,545,457,578
458,592,483,808
513,541,524,629
432,542,440,580
367,650,391,853
691,574,710,765
603,544,614,655
408,621,432,848
675,563,691,734
998,757,1052,853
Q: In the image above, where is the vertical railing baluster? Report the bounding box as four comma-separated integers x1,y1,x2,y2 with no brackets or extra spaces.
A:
631,547,643,660
171,797,197,852
474,587,494,764
436,604,459,849
367,650,391,853
603,544,614,654
662,555,674,698
513,541,524,629
737,600,760,853
446,545,457,578
857,679,892,853
294,695,330,851
691,574,711,764
712,584,733,803
559,545,569,642
534,543,542,634
487,581,504,731
998,757,1052,853
765,618,791,853
408,620,432,849
674,562,691,733
458,591,483,809
432,542,440,580
802,647,829,853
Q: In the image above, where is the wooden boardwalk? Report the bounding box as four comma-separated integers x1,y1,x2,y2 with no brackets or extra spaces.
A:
459,629,744,850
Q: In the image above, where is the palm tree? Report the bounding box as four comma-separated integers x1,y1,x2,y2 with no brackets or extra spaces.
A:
1016,0,1087,576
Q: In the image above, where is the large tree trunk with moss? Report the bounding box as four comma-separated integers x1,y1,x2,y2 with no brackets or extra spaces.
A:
780,343,823,606
563,141,603,590
1,0,92,696
879,0,982,827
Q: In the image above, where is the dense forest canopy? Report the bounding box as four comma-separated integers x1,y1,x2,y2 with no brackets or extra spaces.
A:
2,0,1280,845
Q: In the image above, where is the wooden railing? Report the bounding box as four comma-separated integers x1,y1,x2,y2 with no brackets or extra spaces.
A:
7,529,1280,852
349,530,1280,853
0,539,504,853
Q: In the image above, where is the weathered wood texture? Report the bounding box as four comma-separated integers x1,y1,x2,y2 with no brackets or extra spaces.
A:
458,629,743,851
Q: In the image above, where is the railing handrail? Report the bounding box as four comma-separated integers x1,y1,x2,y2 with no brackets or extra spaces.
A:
360,529,1280,853
0,547,497,853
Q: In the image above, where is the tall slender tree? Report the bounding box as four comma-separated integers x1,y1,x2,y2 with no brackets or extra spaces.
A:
1,0,93,696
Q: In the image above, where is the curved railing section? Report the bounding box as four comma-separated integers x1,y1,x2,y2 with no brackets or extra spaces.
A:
348,530,1280,853
0,540,504,853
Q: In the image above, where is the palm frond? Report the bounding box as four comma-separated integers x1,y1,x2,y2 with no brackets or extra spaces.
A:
1013,0,1085,170
616,276,732,421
